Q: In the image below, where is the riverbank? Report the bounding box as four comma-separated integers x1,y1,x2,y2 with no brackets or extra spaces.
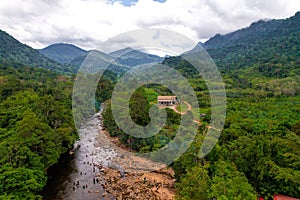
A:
43,112,116,200
96,113,176,199
42,111,176,200
95,165,175,199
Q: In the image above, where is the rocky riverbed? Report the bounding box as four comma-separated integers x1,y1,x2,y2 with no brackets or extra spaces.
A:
97,166,175,200
43,112,175,200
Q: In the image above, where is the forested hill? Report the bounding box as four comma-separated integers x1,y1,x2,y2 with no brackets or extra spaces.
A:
0,30,74,74
39,45,164,73
202,11,300,78
39,43,87,64
109,47,164,67
163,12,299,93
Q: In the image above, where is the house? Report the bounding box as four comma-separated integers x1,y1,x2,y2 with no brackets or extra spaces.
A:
259,195,299,200
157,96,177,106
273,194,299,200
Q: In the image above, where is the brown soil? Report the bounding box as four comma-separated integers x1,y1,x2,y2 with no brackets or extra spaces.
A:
169,101,192,115
95,166,175,200
96,115,176,200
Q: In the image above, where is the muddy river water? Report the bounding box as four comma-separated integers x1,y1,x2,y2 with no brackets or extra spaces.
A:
43,111,166,200
43,112,116,199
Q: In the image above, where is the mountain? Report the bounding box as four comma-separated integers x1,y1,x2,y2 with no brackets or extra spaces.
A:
39,43,87,64
109,47,134,58
163,12,300,92
110,47,164,67
200,11,300,77
0,30,67,73
39,45,164,74
77,50,130,75
39,43,127,75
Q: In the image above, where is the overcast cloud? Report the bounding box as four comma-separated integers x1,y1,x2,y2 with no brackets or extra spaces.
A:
0,0,299,51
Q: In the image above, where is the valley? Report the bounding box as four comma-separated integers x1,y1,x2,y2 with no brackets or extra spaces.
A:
0,12,299,200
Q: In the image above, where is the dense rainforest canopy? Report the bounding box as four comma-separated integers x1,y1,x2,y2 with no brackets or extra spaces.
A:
0,64,76,199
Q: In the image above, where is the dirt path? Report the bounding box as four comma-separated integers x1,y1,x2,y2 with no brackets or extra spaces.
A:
168,101,192,115
169,102,220,131
169,101,203,127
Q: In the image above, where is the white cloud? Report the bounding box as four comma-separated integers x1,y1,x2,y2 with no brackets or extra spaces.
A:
0,0,299,50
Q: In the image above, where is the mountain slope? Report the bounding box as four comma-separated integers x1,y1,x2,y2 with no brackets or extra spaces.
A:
109,47,134,58
39,43,87,64
39,45,164,74
0,30,68,73
201,11,300,77
163,12,300,93
39,43,128,75
78,50,130,75
110,47,164,68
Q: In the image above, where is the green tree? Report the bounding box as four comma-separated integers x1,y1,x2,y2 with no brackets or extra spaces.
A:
176,164,210,200
209,160,257,200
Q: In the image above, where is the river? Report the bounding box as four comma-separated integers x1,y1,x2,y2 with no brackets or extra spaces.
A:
43,112,117,200
43,111,169,199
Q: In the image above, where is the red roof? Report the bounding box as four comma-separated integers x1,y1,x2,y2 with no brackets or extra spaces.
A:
157,96,177,101
274,194,299,200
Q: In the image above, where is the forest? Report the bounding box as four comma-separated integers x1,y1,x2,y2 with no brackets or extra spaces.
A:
0,63,78,199
101,13,300,200
102,60,300,199
0,12,299,200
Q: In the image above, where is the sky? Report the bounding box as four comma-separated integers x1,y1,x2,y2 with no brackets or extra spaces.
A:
0,0,299,52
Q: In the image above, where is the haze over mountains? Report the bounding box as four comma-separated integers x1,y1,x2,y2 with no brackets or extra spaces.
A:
0,12,299,77
39,43,87,65
109,47,164,67
36,43,164,75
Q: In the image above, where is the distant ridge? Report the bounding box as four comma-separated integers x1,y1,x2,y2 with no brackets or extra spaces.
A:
39,44,164,73
39,43,87,64
109,47,135,58
2,12,298,77
109,47,164,67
